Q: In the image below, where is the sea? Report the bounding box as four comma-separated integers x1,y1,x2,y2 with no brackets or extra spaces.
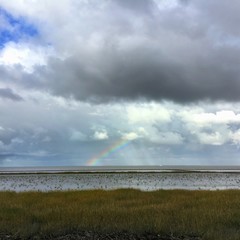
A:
0,166,240,192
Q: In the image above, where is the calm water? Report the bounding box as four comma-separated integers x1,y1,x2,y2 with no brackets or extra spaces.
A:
1,172,240,192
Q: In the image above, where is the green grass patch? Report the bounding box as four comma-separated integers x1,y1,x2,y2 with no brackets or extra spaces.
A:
0,189,240,239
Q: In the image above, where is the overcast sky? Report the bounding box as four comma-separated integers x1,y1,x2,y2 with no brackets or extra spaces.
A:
0,0,240,167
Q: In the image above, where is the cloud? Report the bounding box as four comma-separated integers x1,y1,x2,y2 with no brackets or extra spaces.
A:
1,0,240,103
93,130,108,140
45,0,240,102
114,0,156,15
70,129,87,141
181,110,240,126
0,88,23,101
0,42,53,73
127,103,171,124
0,95,239,165
230,130,240,145
122,132,139,141
1,1,240,166
179,107,240,146
150,131,184,145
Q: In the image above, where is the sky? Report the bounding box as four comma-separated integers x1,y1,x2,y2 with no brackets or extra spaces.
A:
0,0,240,167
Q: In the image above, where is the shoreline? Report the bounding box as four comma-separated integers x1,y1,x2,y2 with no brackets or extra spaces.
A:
1,169,240,175
2,165,240,175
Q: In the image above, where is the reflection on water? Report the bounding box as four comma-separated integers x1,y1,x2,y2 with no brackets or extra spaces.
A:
1,172,240,192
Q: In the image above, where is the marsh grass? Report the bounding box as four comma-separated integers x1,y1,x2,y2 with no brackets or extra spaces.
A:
0,189,240,239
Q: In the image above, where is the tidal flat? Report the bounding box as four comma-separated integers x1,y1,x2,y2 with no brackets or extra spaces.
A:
1,172,240,191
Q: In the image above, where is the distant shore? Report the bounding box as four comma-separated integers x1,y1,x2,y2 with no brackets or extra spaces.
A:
1,165,240,175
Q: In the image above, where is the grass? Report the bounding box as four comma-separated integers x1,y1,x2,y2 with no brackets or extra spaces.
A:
0,189,240,239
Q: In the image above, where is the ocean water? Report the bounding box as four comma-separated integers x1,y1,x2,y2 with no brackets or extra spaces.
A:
1,172,240,192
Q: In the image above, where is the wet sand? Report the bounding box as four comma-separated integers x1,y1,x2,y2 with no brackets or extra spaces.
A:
1,172,240,192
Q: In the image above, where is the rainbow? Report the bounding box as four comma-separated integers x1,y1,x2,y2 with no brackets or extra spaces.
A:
86,138,131,166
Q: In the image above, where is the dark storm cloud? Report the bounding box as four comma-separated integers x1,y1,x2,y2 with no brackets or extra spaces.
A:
192,0,240,36
0,88,23,101
33,0,240,103
41,43,240,103
2,0,240,103
114,0,156,15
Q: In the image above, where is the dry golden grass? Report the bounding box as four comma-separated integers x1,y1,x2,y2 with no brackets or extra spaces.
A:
0,189,240,239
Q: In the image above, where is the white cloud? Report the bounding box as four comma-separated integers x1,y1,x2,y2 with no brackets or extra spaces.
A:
127,102,171,124
179,107,240,146
137,127,148,136
230,130,240,145
93,130,108,140
121,127,184,145
197,131,228,145
122,132,139,141
182,110,240,126
0,43,54,73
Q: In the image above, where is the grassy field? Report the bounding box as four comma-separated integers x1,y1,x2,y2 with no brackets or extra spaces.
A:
0,189,240,239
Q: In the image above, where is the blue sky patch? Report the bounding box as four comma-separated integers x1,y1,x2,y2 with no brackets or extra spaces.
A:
0,8,38,47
